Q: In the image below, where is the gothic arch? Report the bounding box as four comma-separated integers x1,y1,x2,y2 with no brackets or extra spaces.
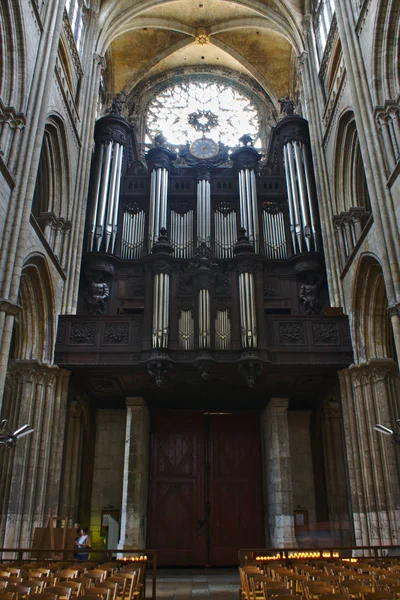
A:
352,255,395,364
0,0,26,111
372,0,400,104
333,111,371,215
14,255,56,365
32,116,72,266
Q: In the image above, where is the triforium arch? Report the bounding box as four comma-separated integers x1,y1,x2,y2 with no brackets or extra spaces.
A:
352,254,397,365
372,0,400,104
0,254,70,549
332,112,372,269
32,116,72,269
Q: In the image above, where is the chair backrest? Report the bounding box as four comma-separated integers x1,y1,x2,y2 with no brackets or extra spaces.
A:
80,588,111,600
0,593,16,600
44,586,73,600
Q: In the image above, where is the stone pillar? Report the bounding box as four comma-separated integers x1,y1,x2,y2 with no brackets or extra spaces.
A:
261,398,297,547
118,397,150,550
0,362,70,549
321,400,352,546
59,401,84,524
339,359,400,549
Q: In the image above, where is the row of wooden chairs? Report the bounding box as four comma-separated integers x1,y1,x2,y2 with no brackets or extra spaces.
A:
240,559,400,600
0,561,145,600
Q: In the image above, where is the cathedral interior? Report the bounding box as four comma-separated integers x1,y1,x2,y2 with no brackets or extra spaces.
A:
0,0,400,566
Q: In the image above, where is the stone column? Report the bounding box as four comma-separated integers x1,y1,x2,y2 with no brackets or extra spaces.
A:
118,397,150,550
59,401,84,524
321,400,352,545
339,359,400,549
261,398,297,547
0,362,70,550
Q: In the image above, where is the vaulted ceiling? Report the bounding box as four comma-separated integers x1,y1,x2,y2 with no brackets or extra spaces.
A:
98,0,307,110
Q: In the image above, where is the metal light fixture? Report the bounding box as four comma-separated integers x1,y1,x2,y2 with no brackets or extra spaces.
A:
374,420,400,445
0,419,34,448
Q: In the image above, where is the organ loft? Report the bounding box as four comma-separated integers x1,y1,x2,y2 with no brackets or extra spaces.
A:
54,85,353,565
1,0,399,570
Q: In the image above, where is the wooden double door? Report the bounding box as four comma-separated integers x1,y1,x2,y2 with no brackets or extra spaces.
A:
147,410,264,566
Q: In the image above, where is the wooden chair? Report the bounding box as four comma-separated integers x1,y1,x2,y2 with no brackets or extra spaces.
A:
5,584,34,600
54,582,82,597
0,593,16,600
28,594,58,600
43,586,73,600
79,588,111,600
364,593,394,600
342,584,374,599
54,571,79,583
85,571,107,585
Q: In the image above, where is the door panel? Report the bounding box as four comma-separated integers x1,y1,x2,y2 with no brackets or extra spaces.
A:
147,410,264,566
147,411,206,566
209,413,265,565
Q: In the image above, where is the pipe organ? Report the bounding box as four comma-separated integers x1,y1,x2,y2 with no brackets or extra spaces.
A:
282,139,319,254
87,114,129,253
197,176,211,246
78,109,330,386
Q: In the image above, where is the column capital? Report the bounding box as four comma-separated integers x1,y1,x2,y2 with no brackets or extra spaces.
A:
126,396,146,408
268,397,289,410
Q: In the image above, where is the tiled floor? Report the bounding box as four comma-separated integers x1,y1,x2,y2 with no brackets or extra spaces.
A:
148,569,240,600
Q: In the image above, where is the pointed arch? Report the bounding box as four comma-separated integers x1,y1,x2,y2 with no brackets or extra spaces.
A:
32,116,72,266
352,254,396,364
372,0,400,104
14,255,56,365
0,0,26,111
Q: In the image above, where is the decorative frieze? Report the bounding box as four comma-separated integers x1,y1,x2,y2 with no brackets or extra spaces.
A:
279,322,305,345
70,322,96,344
312,322,339,344
103,323,129,345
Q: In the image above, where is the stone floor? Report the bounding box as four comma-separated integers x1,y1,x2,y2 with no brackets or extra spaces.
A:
147,569,240,600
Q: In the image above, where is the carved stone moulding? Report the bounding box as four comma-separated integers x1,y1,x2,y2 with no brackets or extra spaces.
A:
231,146,262,170
289,251,325,276
94,114,131,147
194,351,216,380
147,350,174,387
237,350,264,388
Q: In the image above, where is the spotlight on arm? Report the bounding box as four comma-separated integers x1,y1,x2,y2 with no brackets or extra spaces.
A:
0,419,34,448
375,420,400,445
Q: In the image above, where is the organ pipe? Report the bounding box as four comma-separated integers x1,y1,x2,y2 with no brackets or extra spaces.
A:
178,310,194,350
148,167,169,253
238,272,257,348
215,310,231,350
152,272,170,349
262,209,287,259
121,209,145,259
283,140,320,254
87,141,125,253
198,289,211,349
197,179,211,245
238,169,259,253
171,210,194,258
214,210,237,258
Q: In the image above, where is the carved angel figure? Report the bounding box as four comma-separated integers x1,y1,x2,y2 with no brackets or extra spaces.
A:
84,273,109,314
299,275,323,315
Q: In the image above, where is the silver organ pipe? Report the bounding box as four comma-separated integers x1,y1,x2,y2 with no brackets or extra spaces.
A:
238,169,259,253
198,289,211,349
286,142,303,252
111,144,124,254
148,167,169,252
95,142,112,250
262,208,287,259
121,208,145,259
293,141,311,251
152,271,170,349
87,141,125,253
197,179,211,245
171,210,194,258
215,310,231,350
178,310,194,350
238,272,257,348
283,141,320,254
302,143,320,251
87,144,104,251
214,210,237,259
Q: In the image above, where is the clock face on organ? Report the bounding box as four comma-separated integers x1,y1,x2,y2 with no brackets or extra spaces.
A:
190,137,219,159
